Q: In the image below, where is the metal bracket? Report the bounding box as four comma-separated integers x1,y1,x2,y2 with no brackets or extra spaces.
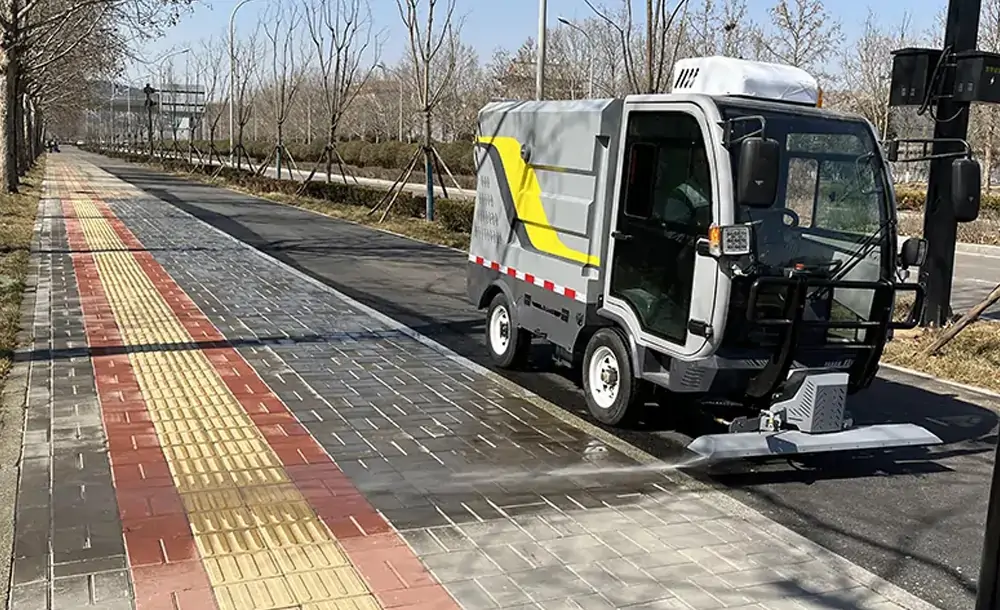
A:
883,137,972,163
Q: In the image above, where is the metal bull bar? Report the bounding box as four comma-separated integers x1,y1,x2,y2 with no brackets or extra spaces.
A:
684,274,941,465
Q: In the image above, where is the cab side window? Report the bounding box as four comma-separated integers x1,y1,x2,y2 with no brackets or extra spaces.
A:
611,110,713,346
620,113,713,231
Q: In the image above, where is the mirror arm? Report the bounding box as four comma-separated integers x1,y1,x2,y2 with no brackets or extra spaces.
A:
721,115,767,147
883,137,973,163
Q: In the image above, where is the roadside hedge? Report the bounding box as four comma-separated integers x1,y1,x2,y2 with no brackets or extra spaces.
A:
188,139,477,177
895,186,1000,213
92,147,477,230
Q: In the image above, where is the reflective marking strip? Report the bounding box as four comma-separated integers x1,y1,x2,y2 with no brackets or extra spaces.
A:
470,254,587,303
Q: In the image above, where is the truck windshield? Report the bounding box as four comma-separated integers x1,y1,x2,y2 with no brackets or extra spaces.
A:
719,102,891,282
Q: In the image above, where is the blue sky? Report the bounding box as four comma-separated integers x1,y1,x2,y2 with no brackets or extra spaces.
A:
129,0,942,80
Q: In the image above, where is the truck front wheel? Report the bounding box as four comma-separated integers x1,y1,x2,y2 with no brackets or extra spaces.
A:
486,292,531,368
582,328,643,426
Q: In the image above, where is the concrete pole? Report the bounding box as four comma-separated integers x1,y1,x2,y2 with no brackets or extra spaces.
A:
229,0,259,164
536,0,547,100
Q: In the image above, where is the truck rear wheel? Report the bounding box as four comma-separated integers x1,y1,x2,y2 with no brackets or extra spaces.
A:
486,292,531,368
582,328,643,426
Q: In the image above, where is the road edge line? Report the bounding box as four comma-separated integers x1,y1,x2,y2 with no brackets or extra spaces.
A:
95,154,945,610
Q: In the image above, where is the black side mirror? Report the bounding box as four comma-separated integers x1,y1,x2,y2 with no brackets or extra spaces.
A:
899,236,927,269
736,137,780,207
952,157,981,222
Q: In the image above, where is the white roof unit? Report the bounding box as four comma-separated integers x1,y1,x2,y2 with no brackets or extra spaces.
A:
671,56,820,106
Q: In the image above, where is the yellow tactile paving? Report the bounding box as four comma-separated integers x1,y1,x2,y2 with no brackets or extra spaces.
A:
71,199,381,610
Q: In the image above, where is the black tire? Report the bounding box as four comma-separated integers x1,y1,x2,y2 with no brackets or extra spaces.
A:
582,328,643,426
485,292,531,369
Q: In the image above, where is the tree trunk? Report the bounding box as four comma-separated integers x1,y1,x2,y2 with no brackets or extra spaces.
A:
24,96,32,165
987,144,994,193
276,121,283,180
424,109,433,221
32,106,41,160
326,122,334,182
3,48,20,193
16,91,27,174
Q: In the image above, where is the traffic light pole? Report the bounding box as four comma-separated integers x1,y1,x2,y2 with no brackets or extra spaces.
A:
919,0,980,327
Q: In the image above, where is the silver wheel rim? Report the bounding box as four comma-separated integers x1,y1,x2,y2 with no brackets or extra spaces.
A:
589,345,620,410
489,304,511,355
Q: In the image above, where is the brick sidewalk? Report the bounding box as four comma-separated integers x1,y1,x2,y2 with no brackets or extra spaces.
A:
7,153,942,610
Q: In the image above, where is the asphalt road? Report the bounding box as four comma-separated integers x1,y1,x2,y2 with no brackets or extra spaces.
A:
950,249,1000,319
81,148,1000,610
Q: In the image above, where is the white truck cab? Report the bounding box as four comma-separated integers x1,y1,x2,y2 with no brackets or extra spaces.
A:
467,56,982,464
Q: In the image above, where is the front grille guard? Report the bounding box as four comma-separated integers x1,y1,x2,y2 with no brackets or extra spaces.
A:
742,275,925,404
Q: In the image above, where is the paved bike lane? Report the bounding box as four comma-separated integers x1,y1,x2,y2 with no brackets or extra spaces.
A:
8,153,940,609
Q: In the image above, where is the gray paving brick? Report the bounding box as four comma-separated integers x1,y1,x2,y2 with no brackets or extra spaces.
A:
53,556,128,579
508,565,594,603
653,521,726,550
479,544,535,573
53,574,93,607
476,574,531,607
93,570,133,602
545,533,621,564
422,549,504,583
427,526,479,552
601,582,677,608
400,528,448,556
11,555,47,586
9,581,48,610
567,562,621,590
444,580,500,609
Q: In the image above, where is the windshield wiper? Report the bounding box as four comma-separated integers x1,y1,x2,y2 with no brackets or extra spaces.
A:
807,216,895,300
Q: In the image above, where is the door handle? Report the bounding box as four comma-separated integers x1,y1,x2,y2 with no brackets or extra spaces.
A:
611,230,633,241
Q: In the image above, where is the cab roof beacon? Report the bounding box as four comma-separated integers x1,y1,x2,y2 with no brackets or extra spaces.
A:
467,55,980,466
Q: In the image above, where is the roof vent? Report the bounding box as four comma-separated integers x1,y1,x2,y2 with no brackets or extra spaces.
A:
671,56,820,106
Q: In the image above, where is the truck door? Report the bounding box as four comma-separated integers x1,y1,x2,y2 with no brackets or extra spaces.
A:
603,103,720,356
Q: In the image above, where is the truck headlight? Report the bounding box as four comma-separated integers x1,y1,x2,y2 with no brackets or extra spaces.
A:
708,223,753,257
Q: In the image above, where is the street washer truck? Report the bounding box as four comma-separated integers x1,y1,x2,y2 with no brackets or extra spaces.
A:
466,55,985,465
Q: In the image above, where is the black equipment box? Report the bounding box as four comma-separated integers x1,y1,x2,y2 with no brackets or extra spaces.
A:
953,50,1000,103
889,48,943,107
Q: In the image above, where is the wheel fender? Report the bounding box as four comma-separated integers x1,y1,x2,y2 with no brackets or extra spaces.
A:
588,310,642,377
480,277,518,313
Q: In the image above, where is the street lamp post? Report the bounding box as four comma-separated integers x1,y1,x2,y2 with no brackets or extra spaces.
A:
230,0,261,166
536,0,547,100
558,17,594,98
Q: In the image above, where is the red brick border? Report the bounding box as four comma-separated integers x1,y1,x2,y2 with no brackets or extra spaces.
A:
92,198,459,610
63,199,219,610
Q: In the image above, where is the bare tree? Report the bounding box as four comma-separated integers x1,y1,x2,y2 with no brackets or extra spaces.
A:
839,10,913,139
229,24,263,171
685,0,749,58
0,0,192,191
970,0,1000,190
301,0,380,188
192,35,229,169
383,0,464,222
754,0,843,81
583,0,691,94
258,1,310,178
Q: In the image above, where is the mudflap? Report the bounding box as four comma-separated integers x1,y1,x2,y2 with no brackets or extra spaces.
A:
684,423,942,465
